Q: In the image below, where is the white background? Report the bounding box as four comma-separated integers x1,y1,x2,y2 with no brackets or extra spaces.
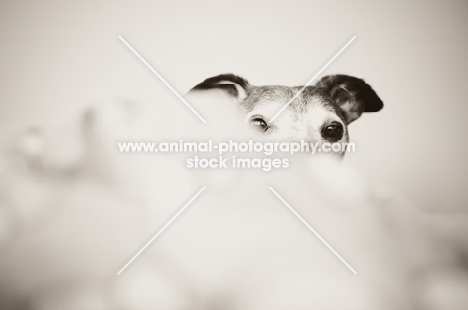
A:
1,0,467,211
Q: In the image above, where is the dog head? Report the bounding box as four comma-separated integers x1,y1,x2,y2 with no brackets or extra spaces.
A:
189,74,383,156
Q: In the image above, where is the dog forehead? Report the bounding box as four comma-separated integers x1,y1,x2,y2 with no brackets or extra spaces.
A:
244,85,338,119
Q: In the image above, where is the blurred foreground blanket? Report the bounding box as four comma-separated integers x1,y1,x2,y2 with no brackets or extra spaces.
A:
0,95,467,310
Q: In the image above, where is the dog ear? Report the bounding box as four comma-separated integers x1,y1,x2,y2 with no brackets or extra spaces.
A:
315,75,383,124
190,74,250,101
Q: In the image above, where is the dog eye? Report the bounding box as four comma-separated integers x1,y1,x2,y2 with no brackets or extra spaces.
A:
321,123,343,141
249,117,269,133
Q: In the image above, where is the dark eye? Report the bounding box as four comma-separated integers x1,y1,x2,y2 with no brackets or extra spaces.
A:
249,117,270,133
321,123,344,141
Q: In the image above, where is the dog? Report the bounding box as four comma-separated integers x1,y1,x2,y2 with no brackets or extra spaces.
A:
188,74,383,156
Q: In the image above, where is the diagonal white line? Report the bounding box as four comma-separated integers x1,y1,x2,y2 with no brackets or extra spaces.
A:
117,187,206,275
118,35,207,124
268,187,357,274
268,36,356,124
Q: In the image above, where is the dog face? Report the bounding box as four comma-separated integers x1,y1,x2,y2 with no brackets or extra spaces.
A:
189,74,383,156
